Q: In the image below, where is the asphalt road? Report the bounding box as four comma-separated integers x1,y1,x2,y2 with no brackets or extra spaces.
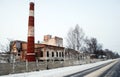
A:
64,61,113,77
100,59,120,77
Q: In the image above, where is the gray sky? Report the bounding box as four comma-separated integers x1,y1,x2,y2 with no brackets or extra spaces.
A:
0,0,120,53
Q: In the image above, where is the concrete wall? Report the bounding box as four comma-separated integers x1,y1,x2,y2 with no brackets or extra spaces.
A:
0,59,104,76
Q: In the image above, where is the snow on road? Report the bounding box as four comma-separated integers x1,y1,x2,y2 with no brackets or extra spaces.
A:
84,60,117,77
0,59,114,77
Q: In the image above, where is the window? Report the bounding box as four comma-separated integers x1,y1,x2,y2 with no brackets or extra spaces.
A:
47,51,49,57
62,52,64,57
56,52,58,57
59,52,61,57
52,52,54,57
18,53,20,56
40,51,43,57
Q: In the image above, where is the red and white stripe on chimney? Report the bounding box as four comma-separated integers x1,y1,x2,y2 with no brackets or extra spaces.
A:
26,2,35,61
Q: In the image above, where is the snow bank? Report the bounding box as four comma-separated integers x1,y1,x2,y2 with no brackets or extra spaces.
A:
0,59,114,77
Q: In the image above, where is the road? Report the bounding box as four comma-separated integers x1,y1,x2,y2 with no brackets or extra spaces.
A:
65,59,120,77
100,59,120,77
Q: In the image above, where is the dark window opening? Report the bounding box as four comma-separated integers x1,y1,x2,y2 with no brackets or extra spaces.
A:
59,52,61,57
18,53,20,56
47,51,49,57
56,52,58,57
62,52,64,57
40,51,43,57
52,52,54,57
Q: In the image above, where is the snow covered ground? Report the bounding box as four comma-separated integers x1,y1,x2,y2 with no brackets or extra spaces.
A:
0,59,114,77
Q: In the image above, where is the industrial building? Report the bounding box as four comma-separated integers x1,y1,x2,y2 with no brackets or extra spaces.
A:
10,35,89,62
10,35,64,61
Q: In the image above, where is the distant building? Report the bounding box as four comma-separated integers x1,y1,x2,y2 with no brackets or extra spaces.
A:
42,35,63,47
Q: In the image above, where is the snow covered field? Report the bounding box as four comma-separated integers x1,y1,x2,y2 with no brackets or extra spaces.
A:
0,59,114,77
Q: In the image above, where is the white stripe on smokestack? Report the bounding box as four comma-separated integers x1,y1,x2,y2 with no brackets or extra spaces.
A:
29,10,34,16
28,26,34,36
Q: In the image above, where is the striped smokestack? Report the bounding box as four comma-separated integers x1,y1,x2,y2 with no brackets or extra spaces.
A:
26,2,35,61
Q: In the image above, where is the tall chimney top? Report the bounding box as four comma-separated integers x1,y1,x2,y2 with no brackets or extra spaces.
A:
29,2,34,10
30,2,34,5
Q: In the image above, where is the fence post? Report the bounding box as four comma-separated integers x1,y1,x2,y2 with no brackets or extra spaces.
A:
26,60,28,72
36,59,39,71
46,58,49,70
12,55,15,73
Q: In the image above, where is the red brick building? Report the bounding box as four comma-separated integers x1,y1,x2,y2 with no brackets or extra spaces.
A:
10,35,64,61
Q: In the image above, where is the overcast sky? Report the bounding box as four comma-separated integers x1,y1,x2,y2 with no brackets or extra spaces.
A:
0,0,120,53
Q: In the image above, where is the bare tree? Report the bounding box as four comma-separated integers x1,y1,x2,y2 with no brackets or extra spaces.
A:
66,24,85,51
104,49,120,59
0,38,13,53
84,37,102,57
0,38,13,63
